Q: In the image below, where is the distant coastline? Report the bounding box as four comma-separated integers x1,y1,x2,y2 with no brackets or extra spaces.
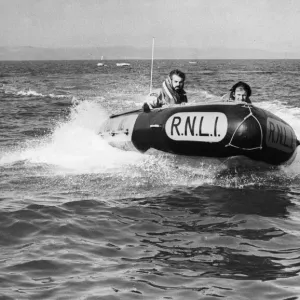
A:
0,46,299,60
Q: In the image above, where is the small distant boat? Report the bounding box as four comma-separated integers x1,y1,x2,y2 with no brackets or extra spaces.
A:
189,61,197,64
116,63,130,67
97,56,106,67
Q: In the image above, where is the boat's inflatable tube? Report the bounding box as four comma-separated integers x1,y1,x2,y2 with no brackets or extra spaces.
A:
99,103,299,166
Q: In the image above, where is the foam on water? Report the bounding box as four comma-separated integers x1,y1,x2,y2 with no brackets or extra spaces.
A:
2,85,70,99
1,98,300,188
0,100,216,189
0,100,145,175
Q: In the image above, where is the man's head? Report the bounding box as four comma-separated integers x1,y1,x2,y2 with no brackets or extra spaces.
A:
230,81,251,102
169,69,186,91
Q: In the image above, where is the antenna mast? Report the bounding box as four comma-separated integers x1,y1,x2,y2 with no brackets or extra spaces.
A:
150,37,155,93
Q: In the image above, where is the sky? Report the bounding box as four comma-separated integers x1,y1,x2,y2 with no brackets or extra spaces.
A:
1,0,300,53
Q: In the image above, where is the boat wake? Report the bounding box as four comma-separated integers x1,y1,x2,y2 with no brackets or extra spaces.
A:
0,101,143,174
0,99,300,189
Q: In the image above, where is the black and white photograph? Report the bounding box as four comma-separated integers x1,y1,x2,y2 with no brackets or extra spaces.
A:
1,0,300,299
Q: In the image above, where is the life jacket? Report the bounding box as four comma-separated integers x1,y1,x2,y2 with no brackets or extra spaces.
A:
157,76,187,105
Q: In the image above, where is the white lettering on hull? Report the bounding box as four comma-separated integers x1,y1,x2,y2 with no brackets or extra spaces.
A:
165,112,228,142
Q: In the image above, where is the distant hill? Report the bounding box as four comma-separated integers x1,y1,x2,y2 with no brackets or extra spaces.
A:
0,46,299,60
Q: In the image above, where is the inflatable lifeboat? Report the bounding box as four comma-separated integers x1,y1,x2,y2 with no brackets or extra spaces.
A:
99,102,299,166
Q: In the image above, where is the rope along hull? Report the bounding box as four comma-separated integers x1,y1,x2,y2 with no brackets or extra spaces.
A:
99,103,298,166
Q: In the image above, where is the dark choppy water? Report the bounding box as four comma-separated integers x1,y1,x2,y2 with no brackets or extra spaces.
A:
1,59,300,299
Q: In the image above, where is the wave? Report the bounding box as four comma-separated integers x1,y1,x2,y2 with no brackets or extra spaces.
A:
223,70,276,74
0,100,144,173
1,98,300,190
16,89,44,97
2,87,70,99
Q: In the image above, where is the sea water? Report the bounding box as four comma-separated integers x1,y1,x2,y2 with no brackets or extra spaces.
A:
1,59,300,299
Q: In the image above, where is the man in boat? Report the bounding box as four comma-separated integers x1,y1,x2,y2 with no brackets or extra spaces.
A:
143,69,188,112
222,81,252,104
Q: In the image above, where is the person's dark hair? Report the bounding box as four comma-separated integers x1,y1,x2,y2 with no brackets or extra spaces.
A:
169,69,186,81
230,81,252,98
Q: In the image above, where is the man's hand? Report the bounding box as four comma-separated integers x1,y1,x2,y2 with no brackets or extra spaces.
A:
143,103,151,112
143,93,159,112
145,93,158,103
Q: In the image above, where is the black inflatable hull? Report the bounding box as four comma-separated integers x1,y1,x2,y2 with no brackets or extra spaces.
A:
99,103,299,166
